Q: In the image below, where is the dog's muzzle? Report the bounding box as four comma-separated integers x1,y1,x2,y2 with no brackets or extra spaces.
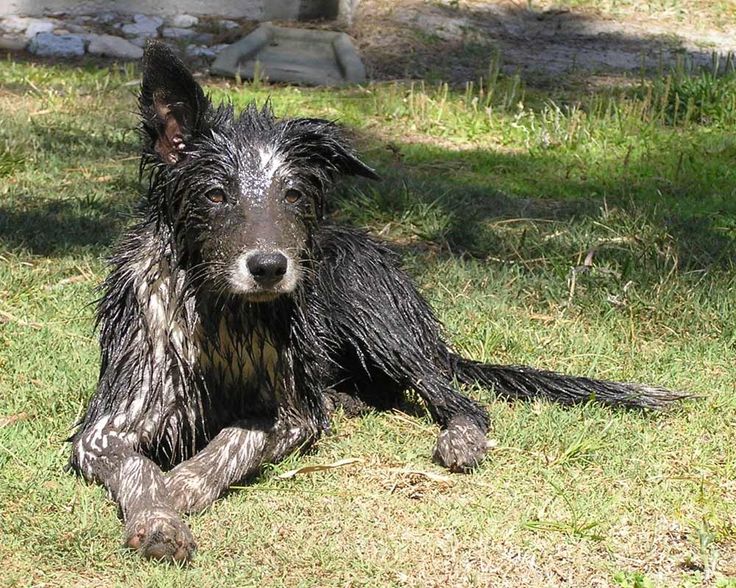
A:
228,249,300,300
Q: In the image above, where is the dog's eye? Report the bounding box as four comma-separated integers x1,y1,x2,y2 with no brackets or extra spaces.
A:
206,190,226,204
284,189,302,204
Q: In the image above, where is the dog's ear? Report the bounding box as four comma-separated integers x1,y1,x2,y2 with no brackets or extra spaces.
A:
139,41,209,164
278,118,380,180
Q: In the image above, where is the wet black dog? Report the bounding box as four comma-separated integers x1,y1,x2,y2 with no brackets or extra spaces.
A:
69,42,682,562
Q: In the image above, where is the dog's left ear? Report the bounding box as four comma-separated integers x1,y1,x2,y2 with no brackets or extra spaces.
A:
278,118,380,180
139,41,210,164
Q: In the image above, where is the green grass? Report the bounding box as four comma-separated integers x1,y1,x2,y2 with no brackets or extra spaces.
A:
1,53,735,587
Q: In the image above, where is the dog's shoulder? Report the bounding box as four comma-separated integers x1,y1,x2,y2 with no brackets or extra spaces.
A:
98,218,182,325
313,224,399,267
306,224,413,311
111,216,177,277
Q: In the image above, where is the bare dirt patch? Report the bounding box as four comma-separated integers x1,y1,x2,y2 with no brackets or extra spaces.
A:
348,0,736,85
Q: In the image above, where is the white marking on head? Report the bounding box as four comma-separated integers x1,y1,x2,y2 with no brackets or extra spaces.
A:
258,147,285,181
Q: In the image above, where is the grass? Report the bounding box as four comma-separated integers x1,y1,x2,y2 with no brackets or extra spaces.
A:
1,50,735,587
518,0,735,28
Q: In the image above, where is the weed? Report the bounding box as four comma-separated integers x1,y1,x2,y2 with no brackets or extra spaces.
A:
613,571,656,588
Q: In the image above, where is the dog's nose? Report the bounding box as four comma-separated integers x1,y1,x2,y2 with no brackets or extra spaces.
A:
247,252,288,287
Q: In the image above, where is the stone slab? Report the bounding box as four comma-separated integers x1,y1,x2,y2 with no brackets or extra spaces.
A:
121,14,162,37
0,0,358,20
0,35,27,50
211,23,366,86
165,14,199,28
0,0,262,18
24,19,55,38
28,32,85,56
87,33,143,59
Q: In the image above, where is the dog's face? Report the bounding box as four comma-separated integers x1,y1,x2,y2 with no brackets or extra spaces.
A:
139,43,377,301
156,111,337,303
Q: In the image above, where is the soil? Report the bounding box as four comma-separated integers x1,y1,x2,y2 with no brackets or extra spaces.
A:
347,0,736,86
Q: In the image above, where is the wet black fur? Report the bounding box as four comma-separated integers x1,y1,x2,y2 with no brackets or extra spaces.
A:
68,42,684,561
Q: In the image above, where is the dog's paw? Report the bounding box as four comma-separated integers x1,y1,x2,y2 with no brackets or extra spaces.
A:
125,507,196,563
165,471,218,515
432,416,489,473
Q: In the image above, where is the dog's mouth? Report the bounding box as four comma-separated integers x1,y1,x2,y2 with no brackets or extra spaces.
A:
242,290,283,303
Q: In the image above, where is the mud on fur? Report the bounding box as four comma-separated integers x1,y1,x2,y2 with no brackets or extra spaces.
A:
68,42,687,563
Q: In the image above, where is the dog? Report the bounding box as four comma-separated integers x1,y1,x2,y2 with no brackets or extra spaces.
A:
69,42,683,562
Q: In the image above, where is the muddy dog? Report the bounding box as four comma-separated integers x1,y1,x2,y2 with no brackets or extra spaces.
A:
69,42,682,562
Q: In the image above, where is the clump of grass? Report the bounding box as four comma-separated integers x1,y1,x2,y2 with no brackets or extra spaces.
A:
523,475,604,541
368,53,525,140
0,147,25,177
647,53,736,126
613,571,656,588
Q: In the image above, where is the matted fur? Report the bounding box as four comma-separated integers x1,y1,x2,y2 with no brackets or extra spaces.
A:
69,42,684,562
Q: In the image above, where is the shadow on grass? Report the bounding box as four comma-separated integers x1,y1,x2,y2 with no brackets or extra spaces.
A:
0,98,139,256
0,195,134,256
333,142,736,273
23,118,138,160
1,136,734,274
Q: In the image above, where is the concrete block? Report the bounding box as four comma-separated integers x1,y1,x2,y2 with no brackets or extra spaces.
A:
211,23,366,85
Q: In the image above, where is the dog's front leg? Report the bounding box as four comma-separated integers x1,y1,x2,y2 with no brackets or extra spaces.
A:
72,421,196,562
165,418,316,514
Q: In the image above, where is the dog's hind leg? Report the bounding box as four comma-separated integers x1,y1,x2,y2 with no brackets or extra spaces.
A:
71,418,196,562
407,374,491,472
319,228,491,472
343,360,489,472
165,417,318,514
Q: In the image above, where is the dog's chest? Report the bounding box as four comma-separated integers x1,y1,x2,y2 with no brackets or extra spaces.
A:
197,313,285,407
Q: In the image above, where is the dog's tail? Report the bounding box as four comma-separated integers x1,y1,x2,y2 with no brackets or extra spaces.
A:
450,355,689,409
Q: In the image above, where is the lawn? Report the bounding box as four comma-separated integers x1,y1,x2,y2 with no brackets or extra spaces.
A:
0,45,735,587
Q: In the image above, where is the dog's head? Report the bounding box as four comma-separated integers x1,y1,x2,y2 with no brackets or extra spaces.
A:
139,42,378,302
